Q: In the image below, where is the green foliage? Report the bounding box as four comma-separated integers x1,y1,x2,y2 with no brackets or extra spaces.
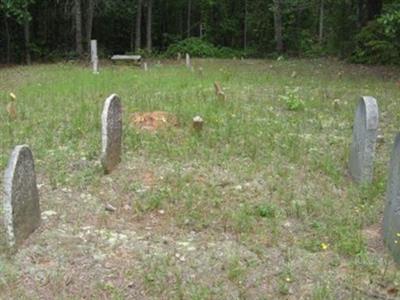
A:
1,0,34,23
165,38,246,58
280,87,305,111
352,5,400,65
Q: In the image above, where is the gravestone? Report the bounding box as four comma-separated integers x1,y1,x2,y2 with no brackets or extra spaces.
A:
349,96,379,183
384,134,400,263
101,94,122,174
143,62,148,71
186,53,191,68
91,40,99,74
3,145,40,248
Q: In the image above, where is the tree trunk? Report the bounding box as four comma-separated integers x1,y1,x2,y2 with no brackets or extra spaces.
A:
24,18,31,65
4,16,11,63
273,0,283,53
187,0,191,38
74,0,83,57
86,0,95,52
146,0,152,52
135,0,142,52
366,0,383,21
357,0,364,28
318,0,324,44
244,0,248,50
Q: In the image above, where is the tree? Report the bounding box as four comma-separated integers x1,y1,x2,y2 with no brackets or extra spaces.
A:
273,0,283,53
1,0,35,64
74,0,83,56
135,0,142,52
86,0,96,52
187,0,191,38
146,0,152,52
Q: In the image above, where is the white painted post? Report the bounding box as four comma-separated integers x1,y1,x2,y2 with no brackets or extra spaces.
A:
186,53,191,68
91,40,99,74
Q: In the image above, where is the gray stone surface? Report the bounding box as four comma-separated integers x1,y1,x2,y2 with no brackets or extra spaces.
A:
349,96,379,183
384,134,400,263
101,94,122,174
3,145,40,248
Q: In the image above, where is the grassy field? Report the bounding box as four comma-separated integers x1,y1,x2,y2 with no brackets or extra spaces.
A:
0,58,400,299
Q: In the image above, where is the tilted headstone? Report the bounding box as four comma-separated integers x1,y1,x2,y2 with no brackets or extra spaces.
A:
186,53,191,68
3,145,40,248
101,94,122,174
91,40,99,74
384,134,400,263
349,96,379,183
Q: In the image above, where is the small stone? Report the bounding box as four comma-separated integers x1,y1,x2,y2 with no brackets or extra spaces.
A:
192,116,204,132
234,185,243,191
105,203,116,212
333,99,341,110
41,210,57,219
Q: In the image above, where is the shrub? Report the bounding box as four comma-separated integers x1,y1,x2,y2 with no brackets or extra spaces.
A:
352,5,400,65
165,37,250,58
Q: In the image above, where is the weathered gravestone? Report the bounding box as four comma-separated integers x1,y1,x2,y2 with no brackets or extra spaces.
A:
384,134,400,263
349,96,379,183
101,94,122,174
3,145,40,248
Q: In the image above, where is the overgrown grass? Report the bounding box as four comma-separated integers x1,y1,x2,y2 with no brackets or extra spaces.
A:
0,58,400,298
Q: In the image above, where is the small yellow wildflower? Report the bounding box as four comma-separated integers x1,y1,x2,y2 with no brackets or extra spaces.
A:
396,232,400,237
9,93,16,101
321,243,329,250
395,240,398,244
285,277,291,282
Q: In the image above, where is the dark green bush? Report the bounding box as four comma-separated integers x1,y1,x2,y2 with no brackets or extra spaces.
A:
165,37,251,58
352,6,400,65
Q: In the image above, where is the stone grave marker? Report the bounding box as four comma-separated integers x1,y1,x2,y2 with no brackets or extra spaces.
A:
101,94,122,174
3,145,40,248
349,96,379,183
91,39,99,74
384,134,400,263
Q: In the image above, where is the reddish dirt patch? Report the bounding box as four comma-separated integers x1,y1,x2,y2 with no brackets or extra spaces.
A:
130,111,178,132
141,171,156,187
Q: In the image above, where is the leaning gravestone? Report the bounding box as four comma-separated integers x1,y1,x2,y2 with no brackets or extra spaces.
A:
384,134,400,263
3,145,40,248
349,96,379,183
101,94,122,174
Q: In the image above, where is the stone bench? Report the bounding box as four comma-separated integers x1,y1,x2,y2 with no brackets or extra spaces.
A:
111,55,142,63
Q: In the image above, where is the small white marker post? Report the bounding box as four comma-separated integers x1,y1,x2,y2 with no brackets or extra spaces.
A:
91,40,99,74
143,62,148,71
186,53,191,69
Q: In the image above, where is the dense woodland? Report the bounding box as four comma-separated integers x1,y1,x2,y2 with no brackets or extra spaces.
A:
0,0,399,65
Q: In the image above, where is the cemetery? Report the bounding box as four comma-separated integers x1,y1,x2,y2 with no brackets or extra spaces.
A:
0,57,400,299
1,0,400,298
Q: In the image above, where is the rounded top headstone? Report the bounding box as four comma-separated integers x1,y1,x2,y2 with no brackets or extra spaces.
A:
360,96,379,130
3,145,40,248
348,96,379,183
